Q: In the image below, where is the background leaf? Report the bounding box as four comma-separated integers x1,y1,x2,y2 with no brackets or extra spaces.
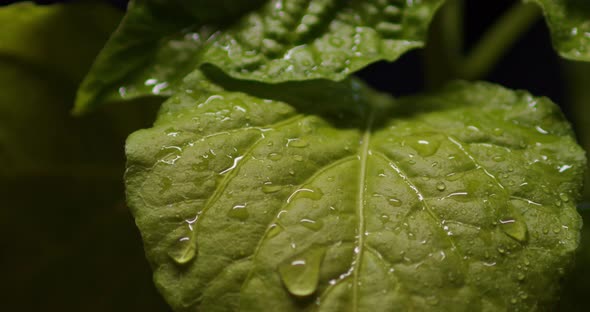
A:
0,2,168,310
527,0,590,61
74,0,267,113
74,0,444,113
126,77,585,311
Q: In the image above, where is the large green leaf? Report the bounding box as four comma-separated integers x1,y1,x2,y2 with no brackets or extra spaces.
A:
528,0,590,61
74,0,444,113
126,78,585,311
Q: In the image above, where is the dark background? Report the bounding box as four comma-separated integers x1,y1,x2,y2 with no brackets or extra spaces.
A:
2,0,587,311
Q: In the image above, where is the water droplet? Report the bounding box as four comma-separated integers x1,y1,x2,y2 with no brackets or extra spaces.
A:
510,298,518,304
168,237,196,265
156,146,182,165
228,204,249,220
445,172,464,181
267,223,284,238
500,219,528,242
294,155,304,162
493,155,505,162
262,183,282,193
388,198,402,207
517,272,526,281
493,128,504,136
436,182,446,191
300,218,324,231
278,246,325,296
559,193,569,202
406,138,440,157
287,138,309,148
287,188,323,203
268,152,282,161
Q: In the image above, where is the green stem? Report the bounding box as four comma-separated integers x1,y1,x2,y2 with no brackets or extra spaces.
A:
458,2,542,80
423,0,464,89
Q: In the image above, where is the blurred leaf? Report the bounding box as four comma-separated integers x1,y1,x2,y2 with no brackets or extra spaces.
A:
528,0,590,61
0,2,167,311
74,0,267,114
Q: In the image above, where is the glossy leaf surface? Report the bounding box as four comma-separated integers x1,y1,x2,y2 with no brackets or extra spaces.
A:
126,79,585,311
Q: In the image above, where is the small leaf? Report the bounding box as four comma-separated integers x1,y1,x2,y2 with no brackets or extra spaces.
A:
126,79,586,311
527,0,590,61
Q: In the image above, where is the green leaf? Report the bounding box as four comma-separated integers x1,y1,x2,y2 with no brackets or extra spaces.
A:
527,0,590,61
74,0,444,113
74,0,268,114
126,79,586,311
200,0,443,82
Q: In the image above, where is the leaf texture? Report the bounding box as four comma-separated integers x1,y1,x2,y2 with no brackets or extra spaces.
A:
74,0,443,113
126,79,585,311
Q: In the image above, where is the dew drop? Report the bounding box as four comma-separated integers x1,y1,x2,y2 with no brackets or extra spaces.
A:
300,218,324,231
294,155,304,162
500,219,528,242
493,128,504,136
278,246,326,296
288,188,324,203
406,139,440,157
436,182,446,191
168,237,196,265
287,138,309,148
493,155,505,162
388,198,402,207
517,272,526,281
262,183,282,193
267,223,284,238
268,152,283,161
156,146,182,165
228,204,249,220
559,193,569,203
445,172,464,181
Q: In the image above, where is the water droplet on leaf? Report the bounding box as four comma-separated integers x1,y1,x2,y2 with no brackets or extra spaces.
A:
168,237,196,265
500,219,528,242
228,204,249,220
279,246,325,296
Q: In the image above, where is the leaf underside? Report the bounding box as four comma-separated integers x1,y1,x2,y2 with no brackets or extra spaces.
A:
126,78,585,312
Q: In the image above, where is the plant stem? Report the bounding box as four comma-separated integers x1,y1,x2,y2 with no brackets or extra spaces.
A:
458,2,542,80
423,0,464,89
